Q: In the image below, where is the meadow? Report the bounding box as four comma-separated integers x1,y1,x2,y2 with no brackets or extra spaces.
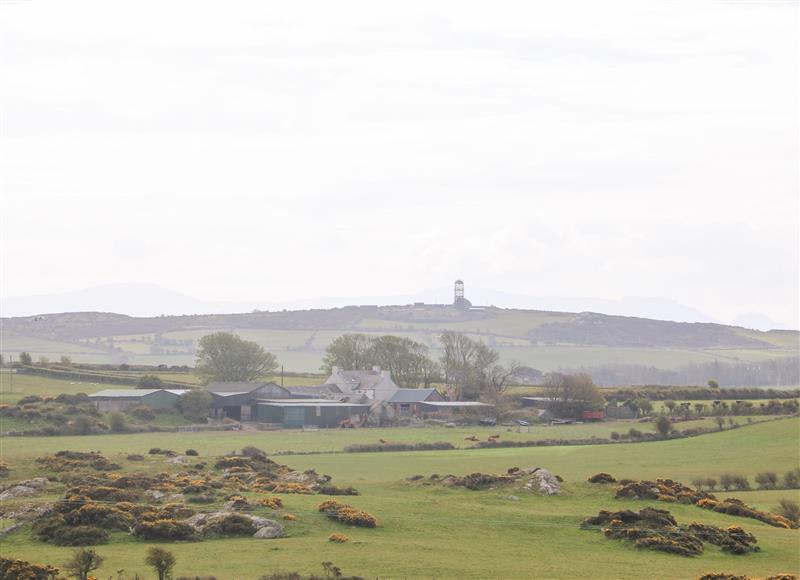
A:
1,419,798,579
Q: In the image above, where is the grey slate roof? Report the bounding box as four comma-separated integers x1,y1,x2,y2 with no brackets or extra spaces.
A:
206,382,279,393
89,389,190,398
389,388,438,403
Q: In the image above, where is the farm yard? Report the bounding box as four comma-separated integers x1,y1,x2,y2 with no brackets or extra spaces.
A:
0,419,798,579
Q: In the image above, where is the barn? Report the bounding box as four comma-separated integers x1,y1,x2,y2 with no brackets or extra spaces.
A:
254,399,370,428
388,388,444,416
89,389,190,412
207,382,292,421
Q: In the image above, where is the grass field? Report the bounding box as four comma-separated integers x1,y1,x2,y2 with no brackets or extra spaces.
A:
1,418,798,579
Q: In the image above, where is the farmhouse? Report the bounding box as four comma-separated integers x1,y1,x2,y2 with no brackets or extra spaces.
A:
388,388,444,416
89,388,190,412
254,399,370,428
207,381,292,421
325,366,399,401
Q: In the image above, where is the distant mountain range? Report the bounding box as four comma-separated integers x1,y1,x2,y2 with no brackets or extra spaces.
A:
2,282,792,331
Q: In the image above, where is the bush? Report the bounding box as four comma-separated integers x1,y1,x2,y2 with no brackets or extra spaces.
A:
318,485,360,496
318,500,377,528
627,428,643,439
36,520,110,546
260,497,283,509
203,514,257,537
130,406,156,421
133,519,196,541
588,473,616,484
138,374,164,389
108,412,127,433
0,557,61,579
776,499,800,525
329,533,350,543
754,471,779,490
783,468,800,489
610,431,620,441
126,454,145,461
185,449,199,456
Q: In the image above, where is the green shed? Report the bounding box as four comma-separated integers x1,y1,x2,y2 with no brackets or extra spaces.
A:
255,400,370,428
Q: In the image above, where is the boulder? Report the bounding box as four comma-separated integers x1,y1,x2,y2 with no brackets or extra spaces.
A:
253,520,284,539
165,455,189,465
0,486,36,500
524,468,561,495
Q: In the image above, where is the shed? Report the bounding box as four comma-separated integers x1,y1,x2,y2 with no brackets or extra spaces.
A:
254,399,370,429
89,389,189,412
207,382,292,421
388,388,444,416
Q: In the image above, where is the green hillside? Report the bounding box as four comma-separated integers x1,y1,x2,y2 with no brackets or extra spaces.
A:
2,306,797,380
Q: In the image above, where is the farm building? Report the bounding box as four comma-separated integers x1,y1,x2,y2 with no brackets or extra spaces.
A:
207,381,292,421
89,389,190,412
254,399,370,428
287,384,344,400
325,366,399,401
388,388,444,416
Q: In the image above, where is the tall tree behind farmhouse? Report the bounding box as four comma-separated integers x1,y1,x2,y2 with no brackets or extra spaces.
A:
196,332,278,383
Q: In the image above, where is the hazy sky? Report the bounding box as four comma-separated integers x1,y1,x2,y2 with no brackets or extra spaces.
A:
1,1,798,326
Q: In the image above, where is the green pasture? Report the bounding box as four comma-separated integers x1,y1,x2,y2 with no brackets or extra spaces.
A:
0,419,798,578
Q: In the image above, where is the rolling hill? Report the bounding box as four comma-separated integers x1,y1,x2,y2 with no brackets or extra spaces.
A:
1,305,797,385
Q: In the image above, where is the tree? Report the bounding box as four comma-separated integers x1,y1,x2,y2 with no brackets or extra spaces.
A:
179,390,213,420
196,332,278,383
664,400,676,413
439,331,501,400
541,373,604,419
145,546,176,580
635,398,653,416
368,335,439,388
59,355,73,366
708,379,719,389
654,415,672,438
754,471,779,490
64,548,103,580
714,416,725,430
108,412,127,433
19,352,32,365
138,374,164,389
321,334,373,374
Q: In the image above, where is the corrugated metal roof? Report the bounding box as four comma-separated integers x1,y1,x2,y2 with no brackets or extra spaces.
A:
257,401,369,408
89,389,159,398
389,388,438,403
422,401,492,408
89,389,189,398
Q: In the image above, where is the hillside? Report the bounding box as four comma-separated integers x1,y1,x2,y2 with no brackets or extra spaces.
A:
2,305,797,384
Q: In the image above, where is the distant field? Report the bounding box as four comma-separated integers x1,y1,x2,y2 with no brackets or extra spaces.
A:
0,419,798,579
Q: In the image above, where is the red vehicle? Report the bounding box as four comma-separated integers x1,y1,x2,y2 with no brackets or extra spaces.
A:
582,410,604,422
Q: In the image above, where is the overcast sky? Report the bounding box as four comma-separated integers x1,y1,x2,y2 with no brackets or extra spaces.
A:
1,1,798,327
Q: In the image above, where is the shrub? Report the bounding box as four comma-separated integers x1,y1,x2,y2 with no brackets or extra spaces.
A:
126,454,145,461
130,406,156,421
0,557,61,579
138,374,164,389
329,533,350,543
610,431,620,441
185,449,199,456
133,519,196,541
318,485,360,496
282,513,297,521
704,478,717,491
49,524,109,546
203,514,257,537
145,546,176,580
754,471,779,490
108,412,128,433
627,428,643,439
783,468,800,489
719,474,735,491
260,497,283,509
319,500,377,528
588,473,616,484
776,499,800,525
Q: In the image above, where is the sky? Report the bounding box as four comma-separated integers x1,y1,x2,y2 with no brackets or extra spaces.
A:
1,1,798,328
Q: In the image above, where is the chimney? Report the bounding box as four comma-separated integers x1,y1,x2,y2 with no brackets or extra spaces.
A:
372,366,381,373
